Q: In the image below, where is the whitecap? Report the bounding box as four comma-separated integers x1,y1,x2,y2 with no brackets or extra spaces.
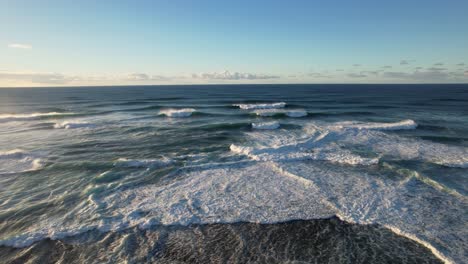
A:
0,112,73,122
234,102,286,110
332,119,417,130
252,121,280,130
159,108,196,117
0,149,44,174
54,121,95,129
2,160,462,262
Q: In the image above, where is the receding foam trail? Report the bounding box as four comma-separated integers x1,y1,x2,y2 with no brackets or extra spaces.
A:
158,108,196,117
0,112,73,122
1,160,463,263
332,119,417,130
234,102,286,110
252,121,280,130
0,162,335,248
0,149,44,174
54,121,95,129
230,143,378,165
114,157,174,168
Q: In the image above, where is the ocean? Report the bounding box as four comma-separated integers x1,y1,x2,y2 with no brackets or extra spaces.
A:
0,84,466,263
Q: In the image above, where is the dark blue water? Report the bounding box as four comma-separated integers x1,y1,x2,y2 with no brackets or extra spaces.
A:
0,84,467,263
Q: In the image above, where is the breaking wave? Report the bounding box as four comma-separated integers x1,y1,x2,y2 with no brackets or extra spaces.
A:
0,119,466,264
158,108,196,117
54,121,96,129
0,149,45,174
0,112,75,122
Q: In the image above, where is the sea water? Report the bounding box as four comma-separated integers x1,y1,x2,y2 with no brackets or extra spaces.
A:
0,84,466,263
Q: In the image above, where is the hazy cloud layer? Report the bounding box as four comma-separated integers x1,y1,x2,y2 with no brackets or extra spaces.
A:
427,67,447,71
8,43,32,49
1,66,467,87
400,60,409,65
382,70,461,82
308,72,332,78
0,72,73,84
126,73,170,81
348,73,367,78
0,70,281,86
192,71,279,80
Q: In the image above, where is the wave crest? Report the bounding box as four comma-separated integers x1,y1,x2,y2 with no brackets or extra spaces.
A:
159,108,196,117
54,121,95,129
0,149,44,174
0,112,74,122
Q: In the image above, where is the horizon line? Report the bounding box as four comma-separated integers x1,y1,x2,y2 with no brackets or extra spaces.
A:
1,83,468,89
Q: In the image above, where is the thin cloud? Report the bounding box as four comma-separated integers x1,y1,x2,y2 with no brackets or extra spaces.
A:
364,71,380,75
192,71,279,80
400,60,409,65
0,71,72,84
8,43,32,49
382,69,464,81
352,64,361,67
348,73,367,78
434,62,444,66
382,66,392,69
308,72,332,78
456,63,465,66
126,73,170,81
427,67,447,71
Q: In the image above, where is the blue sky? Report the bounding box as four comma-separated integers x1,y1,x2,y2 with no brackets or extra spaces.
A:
1,0,467,86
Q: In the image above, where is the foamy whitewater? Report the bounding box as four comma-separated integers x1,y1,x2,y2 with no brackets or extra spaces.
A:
0,85,467,264
159,108,196,117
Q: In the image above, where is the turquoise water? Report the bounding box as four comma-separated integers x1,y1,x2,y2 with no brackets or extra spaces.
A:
0,84,467,263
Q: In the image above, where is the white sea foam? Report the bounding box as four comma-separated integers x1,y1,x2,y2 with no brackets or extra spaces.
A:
234,102,286,110
0,112,73,122
0,149,44,174
319,122,467,168
54,121,95,129
1,160,463,263
0,149,27,159
234,119,467,168
0,119,465,263
252,121,280,130
0,162,335,247
159,108,196,117
114,157,174,168
331,119,417,130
